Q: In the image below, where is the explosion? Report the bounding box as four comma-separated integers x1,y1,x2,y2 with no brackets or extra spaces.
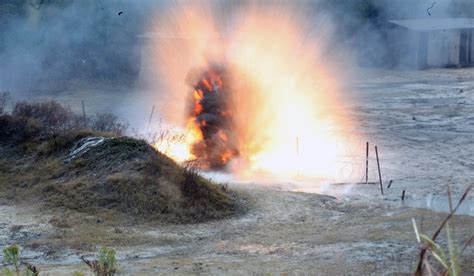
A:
148,2,361,181
187,66,238,169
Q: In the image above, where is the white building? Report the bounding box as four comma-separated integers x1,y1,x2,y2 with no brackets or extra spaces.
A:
388,18,474,69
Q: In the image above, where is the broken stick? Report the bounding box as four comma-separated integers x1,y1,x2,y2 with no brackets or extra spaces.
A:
387,180,393,189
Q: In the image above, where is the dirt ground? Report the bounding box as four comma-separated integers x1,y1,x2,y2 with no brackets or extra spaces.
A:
2,68,474,274
1,184,473,274
348,68,474,214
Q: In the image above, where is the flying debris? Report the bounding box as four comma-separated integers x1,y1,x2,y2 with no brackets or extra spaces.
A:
426,2,436,16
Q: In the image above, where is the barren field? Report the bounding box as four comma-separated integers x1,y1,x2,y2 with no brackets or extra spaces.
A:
1,68,473,274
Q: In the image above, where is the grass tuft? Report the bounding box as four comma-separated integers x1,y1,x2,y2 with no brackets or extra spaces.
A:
413,184,473,275
2,244,39,276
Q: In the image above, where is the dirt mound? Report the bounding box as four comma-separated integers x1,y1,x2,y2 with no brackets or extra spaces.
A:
0,103,238,223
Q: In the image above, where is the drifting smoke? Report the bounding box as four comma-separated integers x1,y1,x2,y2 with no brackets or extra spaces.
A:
1,0,472,95
0,1,157,94
323,0,474,67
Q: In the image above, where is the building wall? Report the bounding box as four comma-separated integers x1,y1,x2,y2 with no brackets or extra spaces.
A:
386,28,419,68
471,30,474,63
427,30,460,67
387,26,474,69
448,30,461,65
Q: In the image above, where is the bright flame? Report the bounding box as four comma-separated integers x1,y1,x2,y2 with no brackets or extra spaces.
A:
153,119,202,163
147,2,363,182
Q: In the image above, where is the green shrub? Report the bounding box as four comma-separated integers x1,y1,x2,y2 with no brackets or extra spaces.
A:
2,244,39,276
81,247,117,276
98,247,117,274
2,245,20,273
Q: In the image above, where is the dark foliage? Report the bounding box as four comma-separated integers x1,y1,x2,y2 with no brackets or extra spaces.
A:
0,91,8,115
90,113,128,136
12,100,80,131
6,100,127,138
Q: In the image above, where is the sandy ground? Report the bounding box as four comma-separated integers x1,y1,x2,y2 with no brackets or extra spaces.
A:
349,68,474,214
1,68,474,274
1,185,473,274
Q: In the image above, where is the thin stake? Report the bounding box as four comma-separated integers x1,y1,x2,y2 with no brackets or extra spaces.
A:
401,189,406,201
81,100,87,127
147,105,155,133
375,145,384,195
365,141,369,184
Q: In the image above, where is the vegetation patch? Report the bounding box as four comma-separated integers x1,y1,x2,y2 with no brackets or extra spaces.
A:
0,100,239,224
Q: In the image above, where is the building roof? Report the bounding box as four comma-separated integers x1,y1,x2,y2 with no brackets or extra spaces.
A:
388,18,474,31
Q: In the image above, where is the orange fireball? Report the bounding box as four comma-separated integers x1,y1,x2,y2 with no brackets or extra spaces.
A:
147,2,363,182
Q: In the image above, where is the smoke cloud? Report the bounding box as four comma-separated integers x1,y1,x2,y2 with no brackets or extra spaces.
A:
1,0,472,123
323,0,474,67
2,1,472,96
0,0,165,94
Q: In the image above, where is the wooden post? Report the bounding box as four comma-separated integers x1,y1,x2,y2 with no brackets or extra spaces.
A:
365,141,369,184
375,145,384,195
401,189,406,201
81,100,87,127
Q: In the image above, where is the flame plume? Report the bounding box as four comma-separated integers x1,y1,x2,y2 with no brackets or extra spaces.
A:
187,66,239,169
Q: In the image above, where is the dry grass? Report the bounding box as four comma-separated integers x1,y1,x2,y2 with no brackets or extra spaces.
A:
0,100,239,225
3,100,127,139
413,184,473,275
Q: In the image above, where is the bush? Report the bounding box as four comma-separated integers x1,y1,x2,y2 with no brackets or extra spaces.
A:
90,113,128,136
0,115,42,145
12,100,81,131
1,100,128,150
2,244,39,276
81,247,117,276
2,245,20,272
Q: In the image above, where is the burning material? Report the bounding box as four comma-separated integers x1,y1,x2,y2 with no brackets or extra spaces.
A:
187,66,238,169
148,2,363,181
